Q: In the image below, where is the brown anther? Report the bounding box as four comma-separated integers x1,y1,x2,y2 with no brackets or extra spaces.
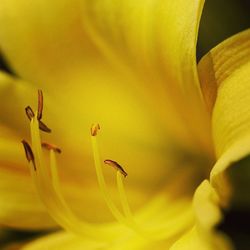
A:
21,140,36,171
37,89,43,120
42,142,62,154
91,123,100,136
39,120,52,133
25,106,35,120
104,159,128,177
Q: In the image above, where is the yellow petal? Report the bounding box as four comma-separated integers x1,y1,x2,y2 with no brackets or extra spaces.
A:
198,29,250,207
212,60,250,157
0,0,212,154
170,226,232,250
193,180,221,230
198,29,250,114
21,231,106,250
21,195,194,250
170,181,232,250
0,71,39,136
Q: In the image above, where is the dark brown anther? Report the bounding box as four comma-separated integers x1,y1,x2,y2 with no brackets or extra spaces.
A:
104,159,128,177
42,142,62,154
37,89,43,120
25,106,35,121
21,140,36,171
39,120,52,133
91,123,100,136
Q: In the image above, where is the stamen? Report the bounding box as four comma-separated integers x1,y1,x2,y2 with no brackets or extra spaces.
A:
115,170,149,238
90,124,126,223
38,120,52,133
91,123,100,136
37,89,43,120
42,142,62,154
25,90,51,133
24,93,190,244
104,159,128,178
116,172,133,220
21,139,36,171
90,124,151,239
25,106,35,121
29,114,114,242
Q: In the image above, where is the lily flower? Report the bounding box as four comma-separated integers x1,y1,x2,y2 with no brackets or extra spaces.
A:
0,0,249,249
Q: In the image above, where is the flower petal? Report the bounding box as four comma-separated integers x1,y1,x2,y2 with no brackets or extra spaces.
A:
198,29,250,114
170,180,232,250
198,29,250,207
0,71,37,135
0,0,212,153
170,226,232,250
21,195,194,250
21,231,106,250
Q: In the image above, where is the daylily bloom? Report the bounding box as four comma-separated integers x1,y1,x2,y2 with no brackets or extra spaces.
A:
0,0,249,249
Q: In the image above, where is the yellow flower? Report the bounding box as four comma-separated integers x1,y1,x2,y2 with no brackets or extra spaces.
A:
0,0,249,249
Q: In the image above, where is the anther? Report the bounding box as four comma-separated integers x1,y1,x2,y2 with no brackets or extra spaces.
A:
39,120,52,133
25,106,35,120
25,90,51,133
42,142,62,154
104,159,128,177
91,123,100,136
21,140,36,171
37,89,43,120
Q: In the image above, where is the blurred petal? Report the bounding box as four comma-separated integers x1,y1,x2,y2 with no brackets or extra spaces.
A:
21,194,194,250
193,180,221,230
21,231,105,250
0,71,37,135
170,181,232,250
170,226,231,250
0,0,212,154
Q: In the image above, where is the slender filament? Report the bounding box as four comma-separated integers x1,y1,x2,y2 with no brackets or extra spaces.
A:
90,134,126,224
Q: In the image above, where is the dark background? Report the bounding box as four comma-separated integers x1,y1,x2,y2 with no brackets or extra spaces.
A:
0,0,249,249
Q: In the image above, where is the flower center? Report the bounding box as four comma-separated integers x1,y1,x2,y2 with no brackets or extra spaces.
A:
21,90,194,247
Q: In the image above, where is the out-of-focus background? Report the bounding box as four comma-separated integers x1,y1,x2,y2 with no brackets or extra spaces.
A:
0,0,249,249
197,0,250,59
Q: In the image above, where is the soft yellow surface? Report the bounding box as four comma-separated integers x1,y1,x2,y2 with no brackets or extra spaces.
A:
0,0,212,155
171,181,232,250
0,0,248,249
198,29,250,114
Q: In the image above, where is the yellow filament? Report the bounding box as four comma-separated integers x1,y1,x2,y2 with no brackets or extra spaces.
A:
90,135,126,224
116,172,133,221
90,131,151,239
116,172,150,238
